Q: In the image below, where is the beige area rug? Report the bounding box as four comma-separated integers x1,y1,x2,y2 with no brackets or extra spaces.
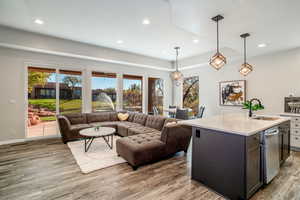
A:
67,136,126,174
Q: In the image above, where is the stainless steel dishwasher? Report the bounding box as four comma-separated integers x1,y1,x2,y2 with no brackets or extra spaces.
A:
262,126,280,184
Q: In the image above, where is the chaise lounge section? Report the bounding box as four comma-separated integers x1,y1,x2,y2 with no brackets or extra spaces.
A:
116,121,192,169
57,112,192,169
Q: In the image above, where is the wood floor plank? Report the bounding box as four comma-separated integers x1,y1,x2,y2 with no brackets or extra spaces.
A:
0,138,299,200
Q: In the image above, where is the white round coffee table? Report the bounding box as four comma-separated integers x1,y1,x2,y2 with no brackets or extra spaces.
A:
79,127,115,152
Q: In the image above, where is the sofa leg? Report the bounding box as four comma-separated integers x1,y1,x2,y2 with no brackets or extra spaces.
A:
132,166,138,171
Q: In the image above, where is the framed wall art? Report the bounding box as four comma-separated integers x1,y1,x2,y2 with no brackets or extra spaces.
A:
219,80,246,106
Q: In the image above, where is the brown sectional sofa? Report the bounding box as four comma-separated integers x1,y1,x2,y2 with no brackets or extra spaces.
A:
57,112,192,169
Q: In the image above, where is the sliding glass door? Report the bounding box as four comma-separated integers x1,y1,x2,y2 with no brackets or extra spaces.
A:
27,67,57,138
27,67,84,138
123,75,143,112
148,78,164,115
91,72,117,112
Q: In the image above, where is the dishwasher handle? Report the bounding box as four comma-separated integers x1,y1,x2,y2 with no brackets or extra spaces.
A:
265,129,279,136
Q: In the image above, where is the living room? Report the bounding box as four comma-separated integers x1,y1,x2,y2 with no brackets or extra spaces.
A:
1,0,300,200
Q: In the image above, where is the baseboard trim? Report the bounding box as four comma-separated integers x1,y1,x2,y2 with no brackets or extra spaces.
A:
0,135,61,146
0,139,26,145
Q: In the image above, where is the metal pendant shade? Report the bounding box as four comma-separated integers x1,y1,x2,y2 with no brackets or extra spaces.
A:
209,15,226,70
171,47,183,86
239,33,253,76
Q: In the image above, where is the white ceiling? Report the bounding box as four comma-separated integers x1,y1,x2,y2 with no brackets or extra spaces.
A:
0,0,299,61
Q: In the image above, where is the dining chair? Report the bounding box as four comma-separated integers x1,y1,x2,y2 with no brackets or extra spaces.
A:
197,106,205,118
175,108,189,120
153,106,159,115
169,105,177,118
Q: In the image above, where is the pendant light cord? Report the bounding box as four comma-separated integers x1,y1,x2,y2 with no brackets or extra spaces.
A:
244,37,246,64
217,20,219,53
176,48,178,70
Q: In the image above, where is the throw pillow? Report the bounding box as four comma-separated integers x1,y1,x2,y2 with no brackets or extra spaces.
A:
118,113,129,121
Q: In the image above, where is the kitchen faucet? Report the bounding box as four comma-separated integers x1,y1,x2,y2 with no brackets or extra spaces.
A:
248,98,262,117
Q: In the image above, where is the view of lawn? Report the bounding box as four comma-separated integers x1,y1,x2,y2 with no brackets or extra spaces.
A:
29,99,115,117
29,99,82,112
40,116,56,121
29,99,56,111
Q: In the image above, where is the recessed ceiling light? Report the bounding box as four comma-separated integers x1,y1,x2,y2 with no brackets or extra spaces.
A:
142,18,151,25
116,40,123,44
193,39,199,43
34,19,44,25
258,43,267,48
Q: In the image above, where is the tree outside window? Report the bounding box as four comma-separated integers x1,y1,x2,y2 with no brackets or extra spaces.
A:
183,76,199,116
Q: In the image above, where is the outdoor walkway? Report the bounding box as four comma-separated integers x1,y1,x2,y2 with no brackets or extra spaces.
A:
27,121,58,138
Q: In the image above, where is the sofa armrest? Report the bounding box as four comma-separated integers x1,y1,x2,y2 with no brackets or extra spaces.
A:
57,115,71,143
160,124,192,154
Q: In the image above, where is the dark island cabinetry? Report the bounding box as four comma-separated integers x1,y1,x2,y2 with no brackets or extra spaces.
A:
192,128,263,200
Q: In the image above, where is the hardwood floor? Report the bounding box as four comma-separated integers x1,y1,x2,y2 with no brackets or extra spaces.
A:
0,138,299,200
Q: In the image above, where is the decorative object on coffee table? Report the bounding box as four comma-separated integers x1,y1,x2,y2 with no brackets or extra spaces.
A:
79,127,115,152
219,80,246,106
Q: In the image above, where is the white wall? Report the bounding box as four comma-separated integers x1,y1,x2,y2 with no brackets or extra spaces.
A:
0,47,173,142
174,48,300,117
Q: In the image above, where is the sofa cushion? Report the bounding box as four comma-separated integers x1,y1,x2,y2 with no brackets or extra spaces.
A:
145,115,166,131
110,112,119,121
117,122,143,137
127,112,136,122
86,112,111,123
128,126,160,136
116,133,165,167
65,113,87,125
160,124,192,155
133,113,148,125
70,124,92,135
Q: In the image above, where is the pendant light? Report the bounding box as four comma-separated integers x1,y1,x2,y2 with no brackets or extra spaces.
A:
209,15,226,70
239,33,253,76
170,46,183,86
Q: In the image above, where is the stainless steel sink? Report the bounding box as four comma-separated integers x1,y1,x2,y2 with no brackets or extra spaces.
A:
252,116,279,121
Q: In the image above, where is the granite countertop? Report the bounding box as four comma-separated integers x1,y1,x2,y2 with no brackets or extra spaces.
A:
180,113,290,136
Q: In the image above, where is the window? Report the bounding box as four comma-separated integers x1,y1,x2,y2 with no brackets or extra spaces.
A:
92,72,117,112
183,76,199,116
27,67,57,137
148,78,164,115
123,75,142,112
59,70,82,114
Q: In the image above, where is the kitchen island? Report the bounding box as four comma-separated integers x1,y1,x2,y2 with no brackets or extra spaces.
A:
181,113,290,200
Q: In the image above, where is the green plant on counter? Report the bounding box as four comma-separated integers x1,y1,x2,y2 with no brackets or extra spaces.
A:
243,101,265,111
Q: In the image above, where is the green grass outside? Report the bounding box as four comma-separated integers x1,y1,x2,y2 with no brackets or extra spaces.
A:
29,99,56,110
29,99,115,116
59,99,82,112
40,116,56,121
29,99,82,112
